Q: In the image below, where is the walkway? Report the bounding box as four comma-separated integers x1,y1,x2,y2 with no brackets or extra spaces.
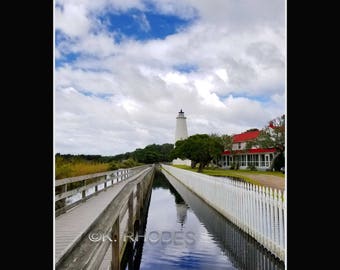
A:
55,169,147,265
234,172,285,190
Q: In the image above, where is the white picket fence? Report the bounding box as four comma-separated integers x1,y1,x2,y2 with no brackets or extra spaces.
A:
161,165,285,262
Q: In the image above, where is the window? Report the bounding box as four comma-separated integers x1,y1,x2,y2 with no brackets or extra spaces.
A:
260,154,265,167
265,155,269,167
248,155,252,166
241,155,246,166
238,142,241,149
228,156,233,166
254,155,259,167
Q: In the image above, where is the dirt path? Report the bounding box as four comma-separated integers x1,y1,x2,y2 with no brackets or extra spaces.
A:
236,172,285,190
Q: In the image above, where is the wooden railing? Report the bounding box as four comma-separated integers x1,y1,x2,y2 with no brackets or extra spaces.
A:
55,165,155,270
55,165,150,216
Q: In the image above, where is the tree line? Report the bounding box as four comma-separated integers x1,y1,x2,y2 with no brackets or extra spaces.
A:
56,115,285,173
55,143,175,165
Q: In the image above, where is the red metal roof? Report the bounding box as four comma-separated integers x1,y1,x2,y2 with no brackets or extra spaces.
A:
233,130,260,143
223,148,276,155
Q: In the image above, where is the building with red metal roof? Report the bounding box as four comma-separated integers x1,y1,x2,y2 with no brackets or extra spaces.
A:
221,129,276,170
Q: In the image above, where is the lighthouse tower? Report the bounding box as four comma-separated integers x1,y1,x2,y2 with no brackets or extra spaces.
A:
173,109,191,166
175,109,188,142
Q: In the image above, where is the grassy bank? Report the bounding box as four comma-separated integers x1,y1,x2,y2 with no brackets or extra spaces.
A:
171,165,284,186
55,156,142,180
56,160,111,179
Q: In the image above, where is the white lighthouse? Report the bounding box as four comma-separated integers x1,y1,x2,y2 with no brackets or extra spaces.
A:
175,109,188,142
173,109,191,166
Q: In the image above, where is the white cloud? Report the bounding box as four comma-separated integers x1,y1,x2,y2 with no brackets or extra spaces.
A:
151,0,284,30
214,68,229,83
55,3,90,37
55,0,285,155
161,72,189,85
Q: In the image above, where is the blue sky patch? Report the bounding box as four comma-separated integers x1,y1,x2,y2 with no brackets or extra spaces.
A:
223,93,272,104
56,30,68,46
250,95,271,103
173,64,198,73
56,52,81,68
100,9,193,41
79,90,113,100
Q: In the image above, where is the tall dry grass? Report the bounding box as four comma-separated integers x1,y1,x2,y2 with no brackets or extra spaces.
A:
55,157,111,179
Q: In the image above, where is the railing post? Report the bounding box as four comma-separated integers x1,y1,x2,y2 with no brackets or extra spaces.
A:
258,186,263,244
141,180,144,202
283,189,286,251
136,183,141,223
250,183,254,236
82,180,86,201
269,188,274,252
265,187,270,249
111,216,120,270
278,189,284,252
128,192,134,234
273,189,279,253
104,175,108,190
245,183,249,233
56,184,67,213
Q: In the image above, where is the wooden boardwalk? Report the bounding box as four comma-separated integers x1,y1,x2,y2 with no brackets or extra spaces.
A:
98,245,111,270
55,169,148,266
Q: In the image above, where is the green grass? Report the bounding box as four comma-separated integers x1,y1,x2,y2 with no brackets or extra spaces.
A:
237,170,284,177
172,165,283,186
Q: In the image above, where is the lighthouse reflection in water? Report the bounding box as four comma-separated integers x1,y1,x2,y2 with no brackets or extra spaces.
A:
121,170,284,270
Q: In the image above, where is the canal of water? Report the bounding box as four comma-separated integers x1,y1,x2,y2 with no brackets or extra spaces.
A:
122,169,284,270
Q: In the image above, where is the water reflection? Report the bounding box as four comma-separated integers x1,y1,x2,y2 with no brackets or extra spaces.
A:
139,171,235,269
124,169,284,270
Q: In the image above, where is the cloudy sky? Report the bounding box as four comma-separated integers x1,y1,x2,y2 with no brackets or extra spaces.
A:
55,0,285,156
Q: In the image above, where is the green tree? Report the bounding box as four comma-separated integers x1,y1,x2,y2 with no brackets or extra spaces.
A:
159,143,174,161
170,134,224,172
220,133,232,165
209,133,228,167
132,143,174,164
246,115,285,171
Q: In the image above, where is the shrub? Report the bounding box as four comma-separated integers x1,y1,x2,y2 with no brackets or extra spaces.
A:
246,164,257,171
109,158,140,170
230,162,239,170
109,162,119,170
